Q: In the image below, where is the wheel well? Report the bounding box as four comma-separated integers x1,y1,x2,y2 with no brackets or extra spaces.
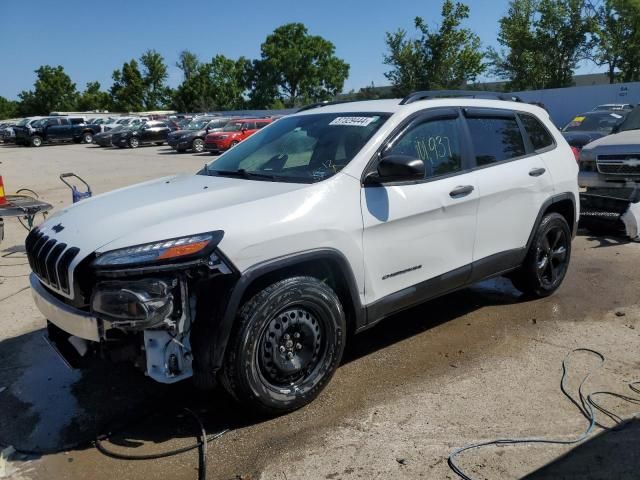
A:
239,258,359,334
544,198,575,229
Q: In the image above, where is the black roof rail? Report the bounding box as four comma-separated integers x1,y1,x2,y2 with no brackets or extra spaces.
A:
297,99,363,113
399,90,522,105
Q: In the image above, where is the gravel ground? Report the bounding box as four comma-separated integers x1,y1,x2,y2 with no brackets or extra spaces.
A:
0,142,638,480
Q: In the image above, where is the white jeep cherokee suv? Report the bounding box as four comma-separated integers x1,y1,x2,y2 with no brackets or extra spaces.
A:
27,91,578,414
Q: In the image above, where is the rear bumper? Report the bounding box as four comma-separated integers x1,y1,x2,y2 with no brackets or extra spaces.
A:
30,273,101,341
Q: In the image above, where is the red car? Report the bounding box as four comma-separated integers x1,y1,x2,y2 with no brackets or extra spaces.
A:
204,118,272,153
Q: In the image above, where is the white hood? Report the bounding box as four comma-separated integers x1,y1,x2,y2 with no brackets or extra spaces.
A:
39,174,307,258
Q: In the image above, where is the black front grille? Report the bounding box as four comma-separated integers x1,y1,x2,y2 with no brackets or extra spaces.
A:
597,154,640,176
25,229,79,294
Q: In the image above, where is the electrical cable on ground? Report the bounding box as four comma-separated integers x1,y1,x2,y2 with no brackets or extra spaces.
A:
448,348,640,480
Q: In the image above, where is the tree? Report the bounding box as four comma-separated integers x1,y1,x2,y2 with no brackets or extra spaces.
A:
76,81,111,111
487,0,541,90
176,50,200,81
0,96,18,120
110,60,145,112
384,1,486,96
253,23,350,107
489,0,591,90
172,63,216,112
140,49,171,109
208,55,248,110
591,0,640,83
18,65,78,115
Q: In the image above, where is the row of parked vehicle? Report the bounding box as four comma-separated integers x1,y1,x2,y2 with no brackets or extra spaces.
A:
0,113,277,154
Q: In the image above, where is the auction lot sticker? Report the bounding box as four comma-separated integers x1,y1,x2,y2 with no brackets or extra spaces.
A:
329,116,379,127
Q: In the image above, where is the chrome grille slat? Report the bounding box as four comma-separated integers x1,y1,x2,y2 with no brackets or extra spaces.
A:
597,154,640,176
25,228,78,297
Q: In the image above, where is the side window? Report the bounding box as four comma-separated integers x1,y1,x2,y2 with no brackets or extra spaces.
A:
385,117,463,178
519,113,554,151
256,122,269,129
157,122,168,128
70,118,84,125
466,116,526,166
243,122,256,130
47,118,59,126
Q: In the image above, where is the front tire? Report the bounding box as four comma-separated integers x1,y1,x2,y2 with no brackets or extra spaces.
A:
510,213,572,298
128,137,139,148
192,138,205,153
221,276,346,414
30,136,42,147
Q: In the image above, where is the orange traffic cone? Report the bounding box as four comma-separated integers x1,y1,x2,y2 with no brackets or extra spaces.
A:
0,176,8,206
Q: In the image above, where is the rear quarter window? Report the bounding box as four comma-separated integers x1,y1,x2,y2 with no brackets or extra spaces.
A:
519,114,554,151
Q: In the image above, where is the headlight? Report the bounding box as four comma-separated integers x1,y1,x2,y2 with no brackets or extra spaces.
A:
93,232,222,268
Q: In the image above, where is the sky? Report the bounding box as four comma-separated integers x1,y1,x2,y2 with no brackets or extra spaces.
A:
0,0,602,100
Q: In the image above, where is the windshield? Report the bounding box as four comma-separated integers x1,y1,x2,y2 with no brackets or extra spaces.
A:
184,119,212,130
201,113,389,183
562,112,626,133
207,119,229,129
109,125,127,133
17,118,32,126
618,107,640,132
130,122,146,130
116,118,131,125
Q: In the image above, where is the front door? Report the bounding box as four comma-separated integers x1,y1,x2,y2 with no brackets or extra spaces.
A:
361,109,479,313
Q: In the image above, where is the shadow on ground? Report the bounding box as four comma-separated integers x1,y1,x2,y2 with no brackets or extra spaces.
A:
523,419,640,479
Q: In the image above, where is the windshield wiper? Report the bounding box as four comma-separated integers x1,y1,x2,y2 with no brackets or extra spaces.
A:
210,168,277,181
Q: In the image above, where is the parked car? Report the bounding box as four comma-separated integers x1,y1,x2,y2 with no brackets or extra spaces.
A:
27,91,578,414
168,117,234,153
92,125,130,147
204,118,273,153
0,122,16,143
14,116,103,147
111,120,173,148
591,103,635,112
561,110,628,157
578,107,640,190
11,117,44,145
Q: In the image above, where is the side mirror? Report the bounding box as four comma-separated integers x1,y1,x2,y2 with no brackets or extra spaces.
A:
241,128,247,133
366,154,425,184
205,127,210,133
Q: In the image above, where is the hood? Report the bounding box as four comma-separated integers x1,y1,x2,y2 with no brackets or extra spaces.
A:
581,129,640,155
37,174,307,259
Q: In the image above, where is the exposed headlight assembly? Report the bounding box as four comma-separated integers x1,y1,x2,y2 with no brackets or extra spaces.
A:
93,231,223,268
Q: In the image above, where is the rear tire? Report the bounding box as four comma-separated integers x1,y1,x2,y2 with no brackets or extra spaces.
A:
82,132,93,144
221,276,346,414
510,213,572,298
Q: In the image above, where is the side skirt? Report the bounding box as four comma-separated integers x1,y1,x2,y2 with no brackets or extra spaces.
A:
358,248,525,334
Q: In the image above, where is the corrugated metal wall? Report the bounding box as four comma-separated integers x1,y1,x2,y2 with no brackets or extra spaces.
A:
513,82,640,127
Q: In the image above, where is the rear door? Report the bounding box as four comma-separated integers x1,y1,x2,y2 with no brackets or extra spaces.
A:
464,108,555,271
361,108,479,308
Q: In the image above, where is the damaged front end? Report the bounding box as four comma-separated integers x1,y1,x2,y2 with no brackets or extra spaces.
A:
30,229,237,384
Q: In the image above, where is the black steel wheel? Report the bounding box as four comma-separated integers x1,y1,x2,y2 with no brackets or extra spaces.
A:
221,276,346,414
510,212,572,298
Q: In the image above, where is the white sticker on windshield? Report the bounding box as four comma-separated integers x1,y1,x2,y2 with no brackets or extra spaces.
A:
610,113,623,119
329,116,378,127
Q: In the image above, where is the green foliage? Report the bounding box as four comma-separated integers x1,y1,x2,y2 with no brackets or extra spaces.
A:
0,96,19,120
176,50,200,80
252,23,350,107
384,1,486,96
76,81,111,111
18,65,78,115
172,55,248,111
110,60,145,112
592,0,640,83
140,49,171,109
490,0,592,90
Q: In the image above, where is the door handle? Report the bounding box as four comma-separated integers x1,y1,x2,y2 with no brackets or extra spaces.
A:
529,167,546,177
449,185,474,198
